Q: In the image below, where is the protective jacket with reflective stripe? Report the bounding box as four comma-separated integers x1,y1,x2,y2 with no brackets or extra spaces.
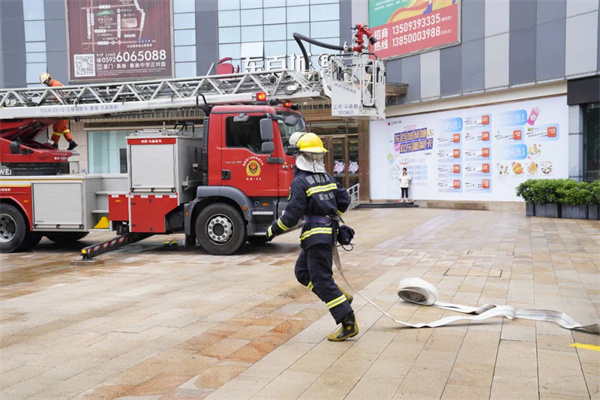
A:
270,170,350,249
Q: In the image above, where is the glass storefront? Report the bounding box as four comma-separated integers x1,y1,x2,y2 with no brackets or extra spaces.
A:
88,130,132,174
216,0,340,71
309,120,360,189
583,102,600,181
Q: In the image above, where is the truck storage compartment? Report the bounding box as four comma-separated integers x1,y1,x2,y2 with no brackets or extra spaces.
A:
129,142,176,191
109,194,129,221
32,182,84,228
129,194,178,233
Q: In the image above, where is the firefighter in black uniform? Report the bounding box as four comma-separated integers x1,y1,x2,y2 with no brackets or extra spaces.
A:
267,133,358,341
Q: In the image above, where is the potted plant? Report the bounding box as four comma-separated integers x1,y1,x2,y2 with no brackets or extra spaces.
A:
531,179,563,218
516,180,535,216
588,181,600,220
560,182,591,219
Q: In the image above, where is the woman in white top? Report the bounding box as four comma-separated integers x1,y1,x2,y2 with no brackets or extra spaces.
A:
398,168,411,203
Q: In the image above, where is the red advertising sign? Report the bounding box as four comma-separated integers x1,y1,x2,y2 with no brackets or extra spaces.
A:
66,0,173,82
369,0,460,60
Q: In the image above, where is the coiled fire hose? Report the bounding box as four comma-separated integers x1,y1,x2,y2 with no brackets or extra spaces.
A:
332,247,600,334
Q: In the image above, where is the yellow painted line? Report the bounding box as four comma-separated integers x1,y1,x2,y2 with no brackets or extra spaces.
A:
0,184,31,187
570,343,600,352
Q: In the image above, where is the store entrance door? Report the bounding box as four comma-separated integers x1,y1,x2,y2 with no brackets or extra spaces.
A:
322,135,359,189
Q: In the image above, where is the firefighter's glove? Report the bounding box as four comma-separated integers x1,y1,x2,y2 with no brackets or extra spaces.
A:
267,225,275,242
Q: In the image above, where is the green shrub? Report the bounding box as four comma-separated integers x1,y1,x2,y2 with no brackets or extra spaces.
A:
590,180,600,205
515,179,600,205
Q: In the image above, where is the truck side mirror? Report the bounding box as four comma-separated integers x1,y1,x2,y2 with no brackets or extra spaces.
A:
261,142,275,154
260,118,274,141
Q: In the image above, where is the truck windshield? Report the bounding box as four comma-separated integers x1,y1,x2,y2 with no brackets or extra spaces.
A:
277,112,307,155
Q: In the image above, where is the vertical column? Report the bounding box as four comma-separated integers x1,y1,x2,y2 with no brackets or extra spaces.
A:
44,0,68,84
339,0,352,46
568,105,584,181
196,0,218,76
0,0,27,88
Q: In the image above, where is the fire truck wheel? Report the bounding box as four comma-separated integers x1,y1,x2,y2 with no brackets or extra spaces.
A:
0,203,28,253
247,236,269,245
46,232,90,244
196,204,246,255
22,232,43,251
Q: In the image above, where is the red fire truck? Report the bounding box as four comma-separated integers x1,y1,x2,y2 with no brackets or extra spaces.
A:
0,27,387,258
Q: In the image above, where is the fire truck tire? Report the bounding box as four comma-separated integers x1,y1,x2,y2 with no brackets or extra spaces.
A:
0,203,28,253
247,236,269,245
46,232,90,244
196,204,246,255
22,232,43,251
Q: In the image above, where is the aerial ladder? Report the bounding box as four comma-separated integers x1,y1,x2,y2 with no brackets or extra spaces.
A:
0,26,390,257
0,25,386,121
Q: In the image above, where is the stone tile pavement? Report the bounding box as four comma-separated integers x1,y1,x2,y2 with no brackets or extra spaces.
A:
0,208,599,399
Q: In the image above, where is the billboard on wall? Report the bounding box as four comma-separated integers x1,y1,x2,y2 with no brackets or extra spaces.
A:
66,0,173,82
368,0,461,60
370,96,569,202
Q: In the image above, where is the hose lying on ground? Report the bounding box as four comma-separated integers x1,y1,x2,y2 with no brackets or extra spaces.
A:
332,248,600,334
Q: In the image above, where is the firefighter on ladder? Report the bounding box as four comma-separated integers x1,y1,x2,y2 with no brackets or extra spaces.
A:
39,73,78,151
267,133,358,341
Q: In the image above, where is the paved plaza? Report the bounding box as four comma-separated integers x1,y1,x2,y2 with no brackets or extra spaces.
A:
0,208,599,400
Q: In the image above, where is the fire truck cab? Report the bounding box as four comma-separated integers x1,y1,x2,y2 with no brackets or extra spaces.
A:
115,103,305,255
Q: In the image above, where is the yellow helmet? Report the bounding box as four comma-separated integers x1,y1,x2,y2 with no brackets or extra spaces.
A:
296,133,327,154
39,72,51,84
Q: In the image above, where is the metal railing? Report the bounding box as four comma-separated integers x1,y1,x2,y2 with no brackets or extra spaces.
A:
0,69,324,119
348,183,360,210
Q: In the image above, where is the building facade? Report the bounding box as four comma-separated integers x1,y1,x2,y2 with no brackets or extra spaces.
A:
0,0,599,205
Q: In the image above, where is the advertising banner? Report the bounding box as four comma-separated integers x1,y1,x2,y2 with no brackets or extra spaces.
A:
368,0,460,59
370,96,569,202
66,0,173,82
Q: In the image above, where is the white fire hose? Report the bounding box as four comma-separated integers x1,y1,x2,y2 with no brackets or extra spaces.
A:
332,248,600,334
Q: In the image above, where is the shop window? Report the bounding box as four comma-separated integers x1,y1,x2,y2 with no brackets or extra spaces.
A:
217,0,240,11
287,6,309,23
265,25,286,41
287,23,310,38
218,10,241,27
225,116,265,154
264,0,286,8
241,0,262,9
310,21,340,39
265,41,287,57
173,0,195,13
310,4,340,22
174,13,195,29
219,43,241,60
264,7,286,24
241,9,263,25
175,30,196,46
584,102,600,181
242,26,264,42
24,21,46,42
88,131,132,174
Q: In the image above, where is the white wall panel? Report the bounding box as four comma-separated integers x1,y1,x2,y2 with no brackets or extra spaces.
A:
485,33,509,89
566,0,599,17
565,11,599,76
420,50,440,99
485,0,510,37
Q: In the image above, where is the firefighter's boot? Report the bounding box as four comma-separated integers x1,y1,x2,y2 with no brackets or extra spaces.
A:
338,286,353,304
327,312,358,341
67,140,78,151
